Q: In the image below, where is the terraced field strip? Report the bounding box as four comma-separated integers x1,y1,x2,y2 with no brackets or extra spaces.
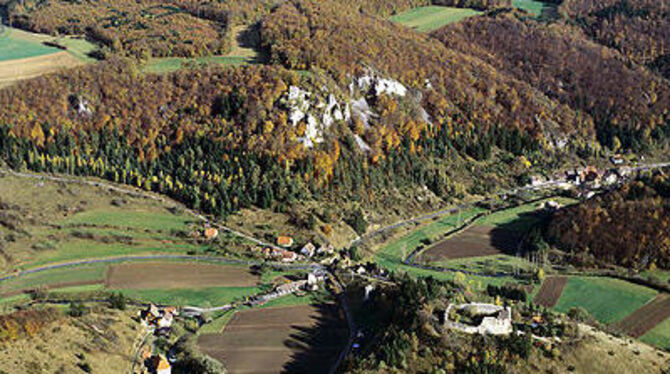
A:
614,293,670,338
198,304,348,374
390,6,482,32
533,276,567,307
105,262,259,289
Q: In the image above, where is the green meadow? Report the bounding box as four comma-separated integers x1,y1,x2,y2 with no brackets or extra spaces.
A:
390,6,481,32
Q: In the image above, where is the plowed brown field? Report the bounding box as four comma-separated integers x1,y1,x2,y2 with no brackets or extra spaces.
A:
421,225,517,261
533,276,567,308
106,262,258,289
198,304,348,374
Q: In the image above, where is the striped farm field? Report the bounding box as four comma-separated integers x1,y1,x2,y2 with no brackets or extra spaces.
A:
640,317,670,350
614,293,670,338
533,276,567,307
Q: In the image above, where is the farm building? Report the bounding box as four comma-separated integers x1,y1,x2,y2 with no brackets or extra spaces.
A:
152,355,171,374
203,226,218,239
277,236,294,247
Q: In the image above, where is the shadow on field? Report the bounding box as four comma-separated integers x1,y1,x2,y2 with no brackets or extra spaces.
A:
282,301,349,374
488,211,546,256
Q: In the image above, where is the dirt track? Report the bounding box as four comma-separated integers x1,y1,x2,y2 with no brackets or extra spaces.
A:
615,293,670,337
533,276,567,307
198,304,347,374
106,262,259,289
421,225,516,261
0,51,83,87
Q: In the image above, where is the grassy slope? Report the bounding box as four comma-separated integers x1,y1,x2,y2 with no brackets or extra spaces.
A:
553,277,658,324
143,25,257,73
0,27,60,61
142,56,248,73
390,6,482,32
640,317,670,351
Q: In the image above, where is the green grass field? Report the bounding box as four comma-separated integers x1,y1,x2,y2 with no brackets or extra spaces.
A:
390,6,482,32
513,0,548,16
640,317,670,351
0,27,61,62
553,277,658,324
142,56,249,74
50,37,98,62
0,263,106,296
114,286,266,307
429,254,535,273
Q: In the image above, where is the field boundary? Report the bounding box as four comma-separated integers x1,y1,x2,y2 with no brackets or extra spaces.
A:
533,276,567,307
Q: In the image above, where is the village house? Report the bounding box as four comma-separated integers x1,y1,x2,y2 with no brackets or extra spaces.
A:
139,304,177,333
300,242,316,257
317,243,335,255
277,236,294,247
610,154,625,165
203,226,218,240
152,355,171,374
281,250,298,262
602,170,619,185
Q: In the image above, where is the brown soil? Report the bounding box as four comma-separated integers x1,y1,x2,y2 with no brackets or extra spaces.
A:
105,262,259,289
198,304,348,374
421,225,516,261
533,276,567,308
615,293,670,337
0,51,83,87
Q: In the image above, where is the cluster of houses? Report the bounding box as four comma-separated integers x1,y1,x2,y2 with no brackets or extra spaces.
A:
140,352,171,374
529,164,630,200
252,236,335,263
139,304,177,335
137,305,178,374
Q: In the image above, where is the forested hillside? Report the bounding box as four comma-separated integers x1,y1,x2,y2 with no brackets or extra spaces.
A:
545,174,670,270
435,10,670,151
559,0,670,79
0,0,669,225
261,0,591,145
